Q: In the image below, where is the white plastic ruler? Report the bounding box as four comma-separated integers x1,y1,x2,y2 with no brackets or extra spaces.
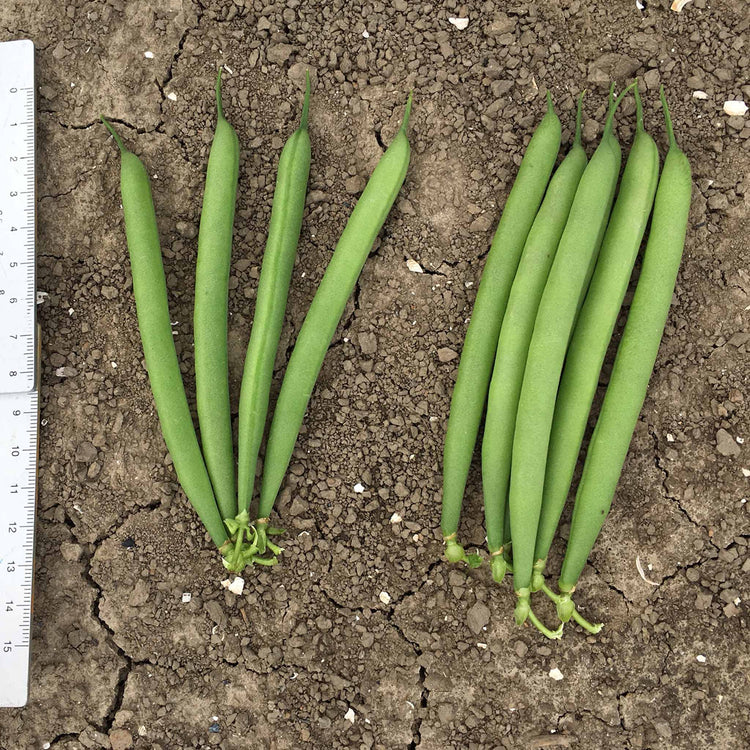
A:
0,39,38,709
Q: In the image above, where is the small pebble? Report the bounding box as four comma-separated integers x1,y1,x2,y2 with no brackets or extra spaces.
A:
723,100,748,117
406,258,423,273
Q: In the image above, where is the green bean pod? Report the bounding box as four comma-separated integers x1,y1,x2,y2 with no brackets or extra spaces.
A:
236,77,311,522
194,70,240,522
101,118,229,550
557,89,691,610
441,94,561,565
482,96,587,584
533,84,659,594
255,95,413,555
509,84,633,627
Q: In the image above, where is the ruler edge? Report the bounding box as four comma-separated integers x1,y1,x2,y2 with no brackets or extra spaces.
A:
0,37,37,710
0,38,37,395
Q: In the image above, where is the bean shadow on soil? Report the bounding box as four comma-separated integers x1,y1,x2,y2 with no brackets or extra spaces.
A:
0,0,748,748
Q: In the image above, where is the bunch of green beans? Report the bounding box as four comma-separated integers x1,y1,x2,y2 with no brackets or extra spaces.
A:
442,84,691,638
554,88,692,626
104,72,412,572
482,94,587,593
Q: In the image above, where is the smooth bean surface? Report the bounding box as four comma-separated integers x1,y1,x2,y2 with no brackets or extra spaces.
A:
558,89,692,597
533,84,659,590
237,76,311,518
482,97,587,583
102,118,229,549
194,70,240,521
256,96,412,544
441,94,561,564
509,85,632,624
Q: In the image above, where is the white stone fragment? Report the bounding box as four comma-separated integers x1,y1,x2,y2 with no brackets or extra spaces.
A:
144,50,154,59
696,654,707,663
221,577,245,595
742,468,750,477
379,591,391,605
477,642,487,649
406,258,423,273
667,433,675,442
549,668,564,681
353,482,365,493
362,29,370,38
344,707,356,723
448,17,469,30
692,91,708,100
167,92,177,101
390,512,402,523
670,0,692,11
636,0,645,9
228,577,245,595
723,100,748,117
181,592,192,603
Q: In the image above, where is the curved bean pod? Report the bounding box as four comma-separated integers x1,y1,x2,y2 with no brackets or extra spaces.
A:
482,95,587,584
556,89,692,617
236,75,311,523
441,94,561,566
194,70,240,522
102,118,229,550
509,83,633,630
533,83,660,600
255,95,413,558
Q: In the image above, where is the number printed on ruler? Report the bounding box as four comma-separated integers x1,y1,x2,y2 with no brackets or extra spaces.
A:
0,389,38,708
0,39,36,394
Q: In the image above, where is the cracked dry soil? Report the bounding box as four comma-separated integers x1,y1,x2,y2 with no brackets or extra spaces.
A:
1,0,748,748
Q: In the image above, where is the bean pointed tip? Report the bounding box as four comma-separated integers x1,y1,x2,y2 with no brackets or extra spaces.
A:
299,70,311,130
215,67,225,120
400,90,413,133
101,115,126,153
575,90,585,144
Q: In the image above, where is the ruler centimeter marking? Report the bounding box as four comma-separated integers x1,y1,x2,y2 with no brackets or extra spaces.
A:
0,390,39,708
0,38,37,709
0,39,36,393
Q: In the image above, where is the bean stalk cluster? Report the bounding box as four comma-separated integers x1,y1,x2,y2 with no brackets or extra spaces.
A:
103,71,412,572
442,83,692,638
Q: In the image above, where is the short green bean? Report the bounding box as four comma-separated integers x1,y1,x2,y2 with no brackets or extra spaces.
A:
194,69,240,522
234,75,311,549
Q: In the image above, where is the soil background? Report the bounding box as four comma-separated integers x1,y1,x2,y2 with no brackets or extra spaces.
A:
0,0,748,748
